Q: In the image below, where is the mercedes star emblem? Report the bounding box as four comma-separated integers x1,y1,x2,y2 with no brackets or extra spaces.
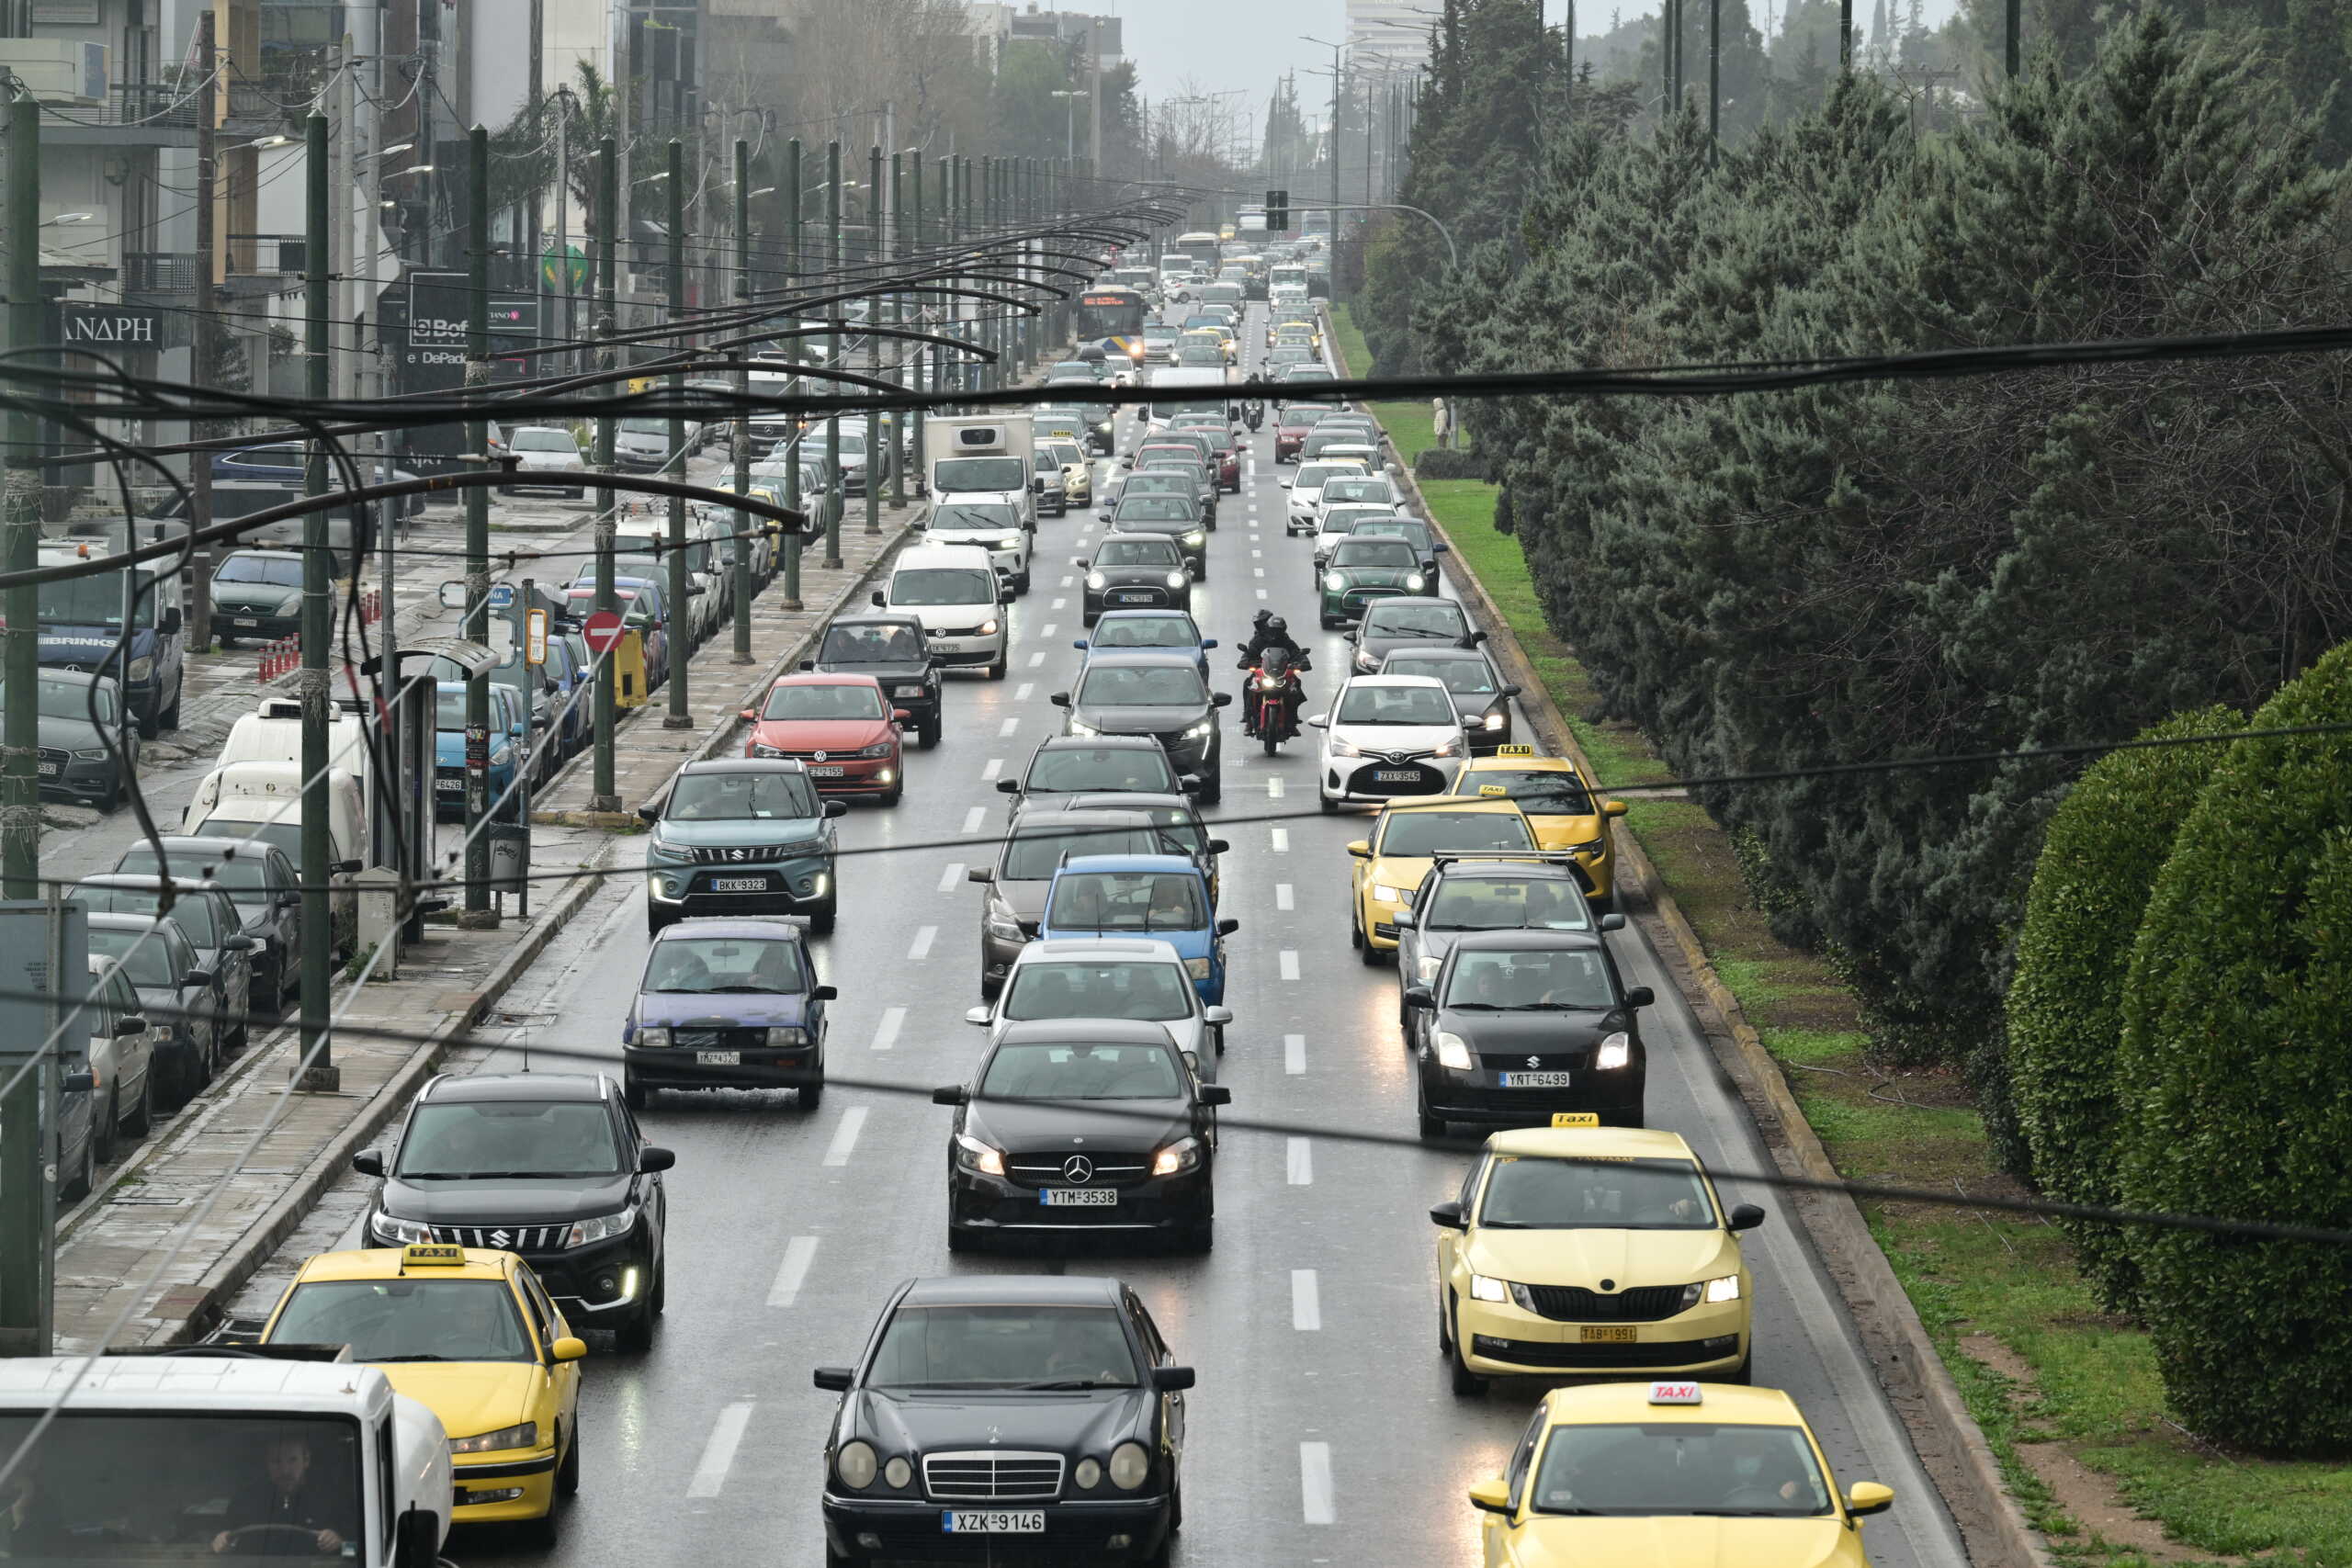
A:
1061,1155,1094,1184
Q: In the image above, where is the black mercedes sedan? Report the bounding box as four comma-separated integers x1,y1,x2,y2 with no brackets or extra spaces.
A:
1052,652,1230,804
804,613,943,750
934,1018,1227,1252
816,1273,1194,1566
1405,929,1654,1138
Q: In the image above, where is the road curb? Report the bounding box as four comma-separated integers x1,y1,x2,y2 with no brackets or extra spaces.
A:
1329,314,2051,1568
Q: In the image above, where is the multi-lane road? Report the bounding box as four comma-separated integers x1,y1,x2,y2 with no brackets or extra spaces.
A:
235,299,1973,1568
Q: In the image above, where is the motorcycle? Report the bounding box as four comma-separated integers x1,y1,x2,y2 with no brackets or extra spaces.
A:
1241,400,1266,433
1245,647,1308,755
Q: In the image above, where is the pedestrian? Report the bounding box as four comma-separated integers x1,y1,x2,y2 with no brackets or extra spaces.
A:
1432,397,1453,450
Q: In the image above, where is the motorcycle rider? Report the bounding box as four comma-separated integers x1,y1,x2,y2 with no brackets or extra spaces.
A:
1237,613,1310,738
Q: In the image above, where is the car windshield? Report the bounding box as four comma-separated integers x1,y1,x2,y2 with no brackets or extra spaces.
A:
665,771,821,821
1096,540,1182,568
37,570,158,628
1364,604,1469,639
890,567,995,605
1424,877,1593,931
214,555,304,588
868,1303,1140,1390
1026,747,1180,795
1379,809,1534,857
1388,658,1497,694
978,1041,1185,1100
1144,324,1180,341
1471,768,1597,814
1444,948,1616,1010
1331,540,1418,570
1002,960,1193,1021
1114,498,1194,524
1295,464,1363,490
933,457,1026,491
1093,616,1195,649
1335,684,1457,726
84,926,177,987
1527,1422,1832,1518
513,430,575,453
820,624,923,663
642,935,807,994
1077,666,1205,707
933,504,1018,531
1356,522,1434,551
270,1278,534,1363
115,846,276,905
398,1100,621,1179
1047,870,1205,931
192,818,300,863
22,680,116,723
1324,479,1395,503
1044,443,1086,468
762,683,886,721
75,885,221,944
1479,1153,1717,1231
1001,823,1159,881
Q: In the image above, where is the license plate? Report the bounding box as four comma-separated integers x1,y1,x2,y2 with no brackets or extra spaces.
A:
944,1511,1045,1535
695,1050,741,1066
435,778,463,793
708,876,767,892
1041,1188,1118,1207
1499,1071,1574,1089
1374,769,1421,783
37,761,57,776
1114,591,1153,603
1581,1325,1638,1343
807,765,846,778
232,617,259,627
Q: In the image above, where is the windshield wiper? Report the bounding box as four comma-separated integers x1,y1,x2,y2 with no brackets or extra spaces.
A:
1446,1001,1503,1010
451,1169,604,1179
1011,1380,1138,1391
369,1354,455,1363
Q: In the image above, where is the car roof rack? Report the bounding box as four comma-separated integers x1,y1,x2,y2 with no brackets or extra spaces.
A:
1428,852,1581,869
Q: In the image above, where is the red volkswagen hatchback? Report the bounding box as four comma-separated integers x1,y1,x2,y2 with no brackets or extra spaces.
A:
741,672,907,805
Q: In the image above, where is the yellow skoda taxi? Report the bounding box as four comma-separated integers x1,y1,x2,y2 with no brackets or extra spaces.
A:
1449,748,1630,912
261,1244,585,1541
1348,796,1539,962
1431,1120,1762,1392
1469,1381,1894,1566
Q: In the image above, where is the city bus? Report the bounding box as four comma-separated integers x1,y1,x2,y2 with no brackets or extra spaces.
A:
1074,284,1150,363
1173,230,1224,276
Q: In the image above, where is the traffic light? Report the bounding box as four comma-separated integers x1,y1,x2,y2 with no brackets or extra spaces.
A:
1265,188,1289,232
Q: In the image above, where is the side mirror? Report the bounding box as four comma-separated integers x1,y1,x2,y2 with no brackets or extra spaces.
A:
1073,556,1091,567
113,1014,147,1037
930,1084,968,1106
1178,775,1203,796
1199,1085,1232,1107
637,804,662,823
1072,639,1090,650
1599,912,1627,932
1206,839,1229,855
1501,684,1521,698
1201,638,1218,649
162,604,183,634
1466,1478,1511,1515
351,1150,385,1177
225,934,255,952
967,866,993,884
1603,799,1629,818
1305,715,1328,728
1846,1483,1895,1517
1429,1200,1466,1229
812,1366,854,1393
823,800,848,818
184,968,215,988
809,985,839,1002
740,708,758,722
1049,692,1071,707
1392,910,1417,931
1468,630,1488,644
869,591,886,608
963,1005,992,1026
395,1506,442,1566
638,1146,677,1173
332,859,363,874
996,778,1022,795
1210,693,1232,708
1403,986,1435,1010
797,659,815,671
1150,1365,1196,1392
1623,986,1655,1010
1215,918,1239,936
1278,479,1292,490
1204,1005,1234,1025
1345,840,1371,859
1434,540,1452,553
1728,1203,1768,1232
550,1336,588,1362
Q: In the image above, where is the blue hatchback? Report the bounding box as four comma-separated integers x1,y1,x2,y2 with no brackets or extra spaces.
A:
432,682,524,818
1038,853,1238,1003
620,916,836,1111
1072,610,1217,680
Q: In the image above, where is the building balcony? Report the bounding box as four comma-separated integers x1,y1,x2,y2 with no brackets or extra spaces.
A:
122,252,202,295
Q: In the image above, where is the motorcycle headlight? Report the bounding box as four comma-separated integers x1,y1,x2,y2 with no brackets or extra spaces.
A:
1468,1273,1509,1303
1324,572,1345,592
836,1440,878,1491
1703,1274,1741,1303
954,1133,1005,1177
1108,1441,1151,1491
1166,571,1188,589
1483,711,1506,730
764,1026,808,1047
1087,571,1107,590
1184,956,1211,980
1594,1031,1632,1070
1151,1135,1203,1177
368,1212,432,1246
126,656,154,683
635,1026,673,1049
1433,1031,1474,1071
563,1206,639,1248
978,619,1001,636
450,1422,537,1455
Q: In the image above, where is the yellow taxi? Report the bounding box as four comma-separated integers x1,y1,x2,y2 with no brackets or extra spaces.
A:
1431,1120,1761,1392
1269,316,1322,351
1178,327,1234,365
1448,747,1630,912
261,1244,585,1540
1468,1380,1894,1566
1348,796,1539,962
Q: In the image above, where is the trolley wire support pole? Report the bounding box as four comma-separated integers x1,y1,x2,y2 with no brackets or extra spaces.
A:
1708,0,1721,164
588,135,621,813
295,109,340,1088
888,149,906,513
780,138,804,611
0,84,50,1359
865,142,883,536
823,139,843,571
187,9,219,653
462,124,497,927
664,139,692,729
910,151,927,490
2006,0,2021,76
730,137,754,665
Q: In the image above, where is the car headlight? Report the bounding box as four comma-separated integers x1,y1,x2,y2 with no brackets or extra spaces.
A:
1075,1457,1103,1490
1183,721,1213,739
1108,1441,1151,1491
985,897,1024,941
836,1440,878,1491
764,1026,809,1047
997,536,1023,551
1329,737,1365,758
883,1455,913,1490
368,1212,432,1245
1066,717,1098,738
1097,421,1113,432
1353,649,1379,671
1088,571,1107,589
1468,1273,1509,1303
648,838,691,864
450,1422,537,1455
1703,1274,1741,1303
774,838,830,859
1594,1031,1632,1070
1433,1031,1474,1071
855,739,896,758
978,619,1001,636
636,1026,673,1049
1483,711,1506,730
1182,531,1204,547
1166,571,1188,589
1406,573,1426,591
563,1206,639,1248
1324,572,1346,592
751,742,786,758
1184,956,1211,980
1371,883,1408,905
1151,1135,1203,1177
1570,836,1607,855
127,656,153,683
1417,954,1442,984
70,748,107,761
1430,737,1464,759
954,1133,1005,1177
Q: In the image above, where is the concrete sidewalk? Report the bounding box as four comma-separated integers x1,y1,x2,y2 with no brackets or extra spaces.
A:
47,505,911,1350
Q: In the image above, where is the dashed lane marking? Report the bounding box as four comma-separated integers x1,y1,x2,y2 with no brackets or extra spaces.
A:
1280,950,1300,981
908,926,937,960
871,1007,905,1052
1292,1269,1321,1330
961,806,987,836
767,1239,819,1307
937,863,964,893
1299,1441,1335,1524
1275,884,1294,910
982,758,1003,781
687,1403,754,1498
822,1107,868,1167
1284,1032,1306,1075
1271,828,1289,852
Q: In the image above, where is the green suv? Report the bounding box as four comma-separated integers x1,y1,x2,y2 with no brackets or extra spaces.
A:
640,760,846,934
1319,536,1432,628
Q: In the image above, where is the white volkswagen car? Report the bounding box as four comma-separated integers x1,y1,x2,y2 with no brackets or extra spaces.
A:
1282,457,1374,536
965,936,1232,1076
1309,674,1469,812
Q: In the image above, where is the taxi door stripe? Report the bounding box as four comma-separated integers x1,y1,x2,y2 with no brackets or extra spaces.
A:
767,1238,819,1308
686,1402,753,1498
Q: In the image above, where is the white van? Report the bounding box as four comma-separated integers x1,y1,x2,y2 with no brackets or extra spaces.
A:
182,761,365,953
217,697,374,823
872,543,1009,680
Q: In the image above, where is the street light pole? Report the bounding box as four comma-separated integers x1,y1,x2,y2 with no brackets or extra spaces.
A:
462,123,494,927
297,108,339,1080
823,139,842,570
589,135,620,813
664,139,691,728
781,138,803,610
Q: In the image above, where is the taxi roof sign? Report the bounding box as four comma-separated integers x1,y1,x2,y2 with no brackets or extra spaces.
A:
1478,784,1509,797
1551,1112,1601,1128
401,1243,466,1269
1648,1381,1704,1405
1494,744,1536,756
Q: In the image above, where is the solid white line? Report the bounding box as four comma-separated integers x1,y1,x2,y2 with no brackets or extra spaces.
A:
1015,682,1035,700
961,806,987,836
1299,1441,1335,1524
687,1403,754,1498
1288,1137,1313,1184
1271,828,1289,852
871,1007,906,1052
1275,884,1295,910
1028,650,1046,667
767,1238,820,1307
1279,950,1300,981
982,757,1003,781
1267,777,1283,799
1284,1032,1306,1075
822,1107,868,1167
908,926,937,960
999,717,1019,737
937,863,965,893
1292,1269,1322,1330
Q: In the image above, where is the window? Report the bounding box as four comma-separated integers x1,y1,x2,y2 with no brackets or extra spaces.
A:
1377,810,1533,858
820,624,922,664
1046,870,1205,932
1442,948,1615,1011
664,771,821,822
512,429,578,454
1526,1422,1831,1517
761,683,886,721
1115,497,1195,524
933,457,1027,492
1334,684,1456,726
641,935,807,995
270,1278,535,1363
193,818,300,863
869,1304,1140,1390
1026,746,1179,795
1095,539,1182,569
932,504,1020,532
37,571,158,629
114,846,277,906
1423,876,1592,932
1506,1404,1546,1511
1466,769,1596,815
1001,824,1159,882
85,925,181,987
1075,666,1206,707
397,1100,623,1178
214,555,305,588
1477,1153,1715,1231
1387,659,1498,695
1001,960,1193,1022
978,1041,1185,1100
1363,604,1470,639
1092,615,1193,650
889,568,994,606
1330,540,1418,570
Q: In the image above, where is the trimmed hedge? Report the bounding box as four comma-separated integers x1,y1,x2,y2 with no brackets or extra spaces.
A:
2006,705,2238,1311
2116,647,2352,1453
